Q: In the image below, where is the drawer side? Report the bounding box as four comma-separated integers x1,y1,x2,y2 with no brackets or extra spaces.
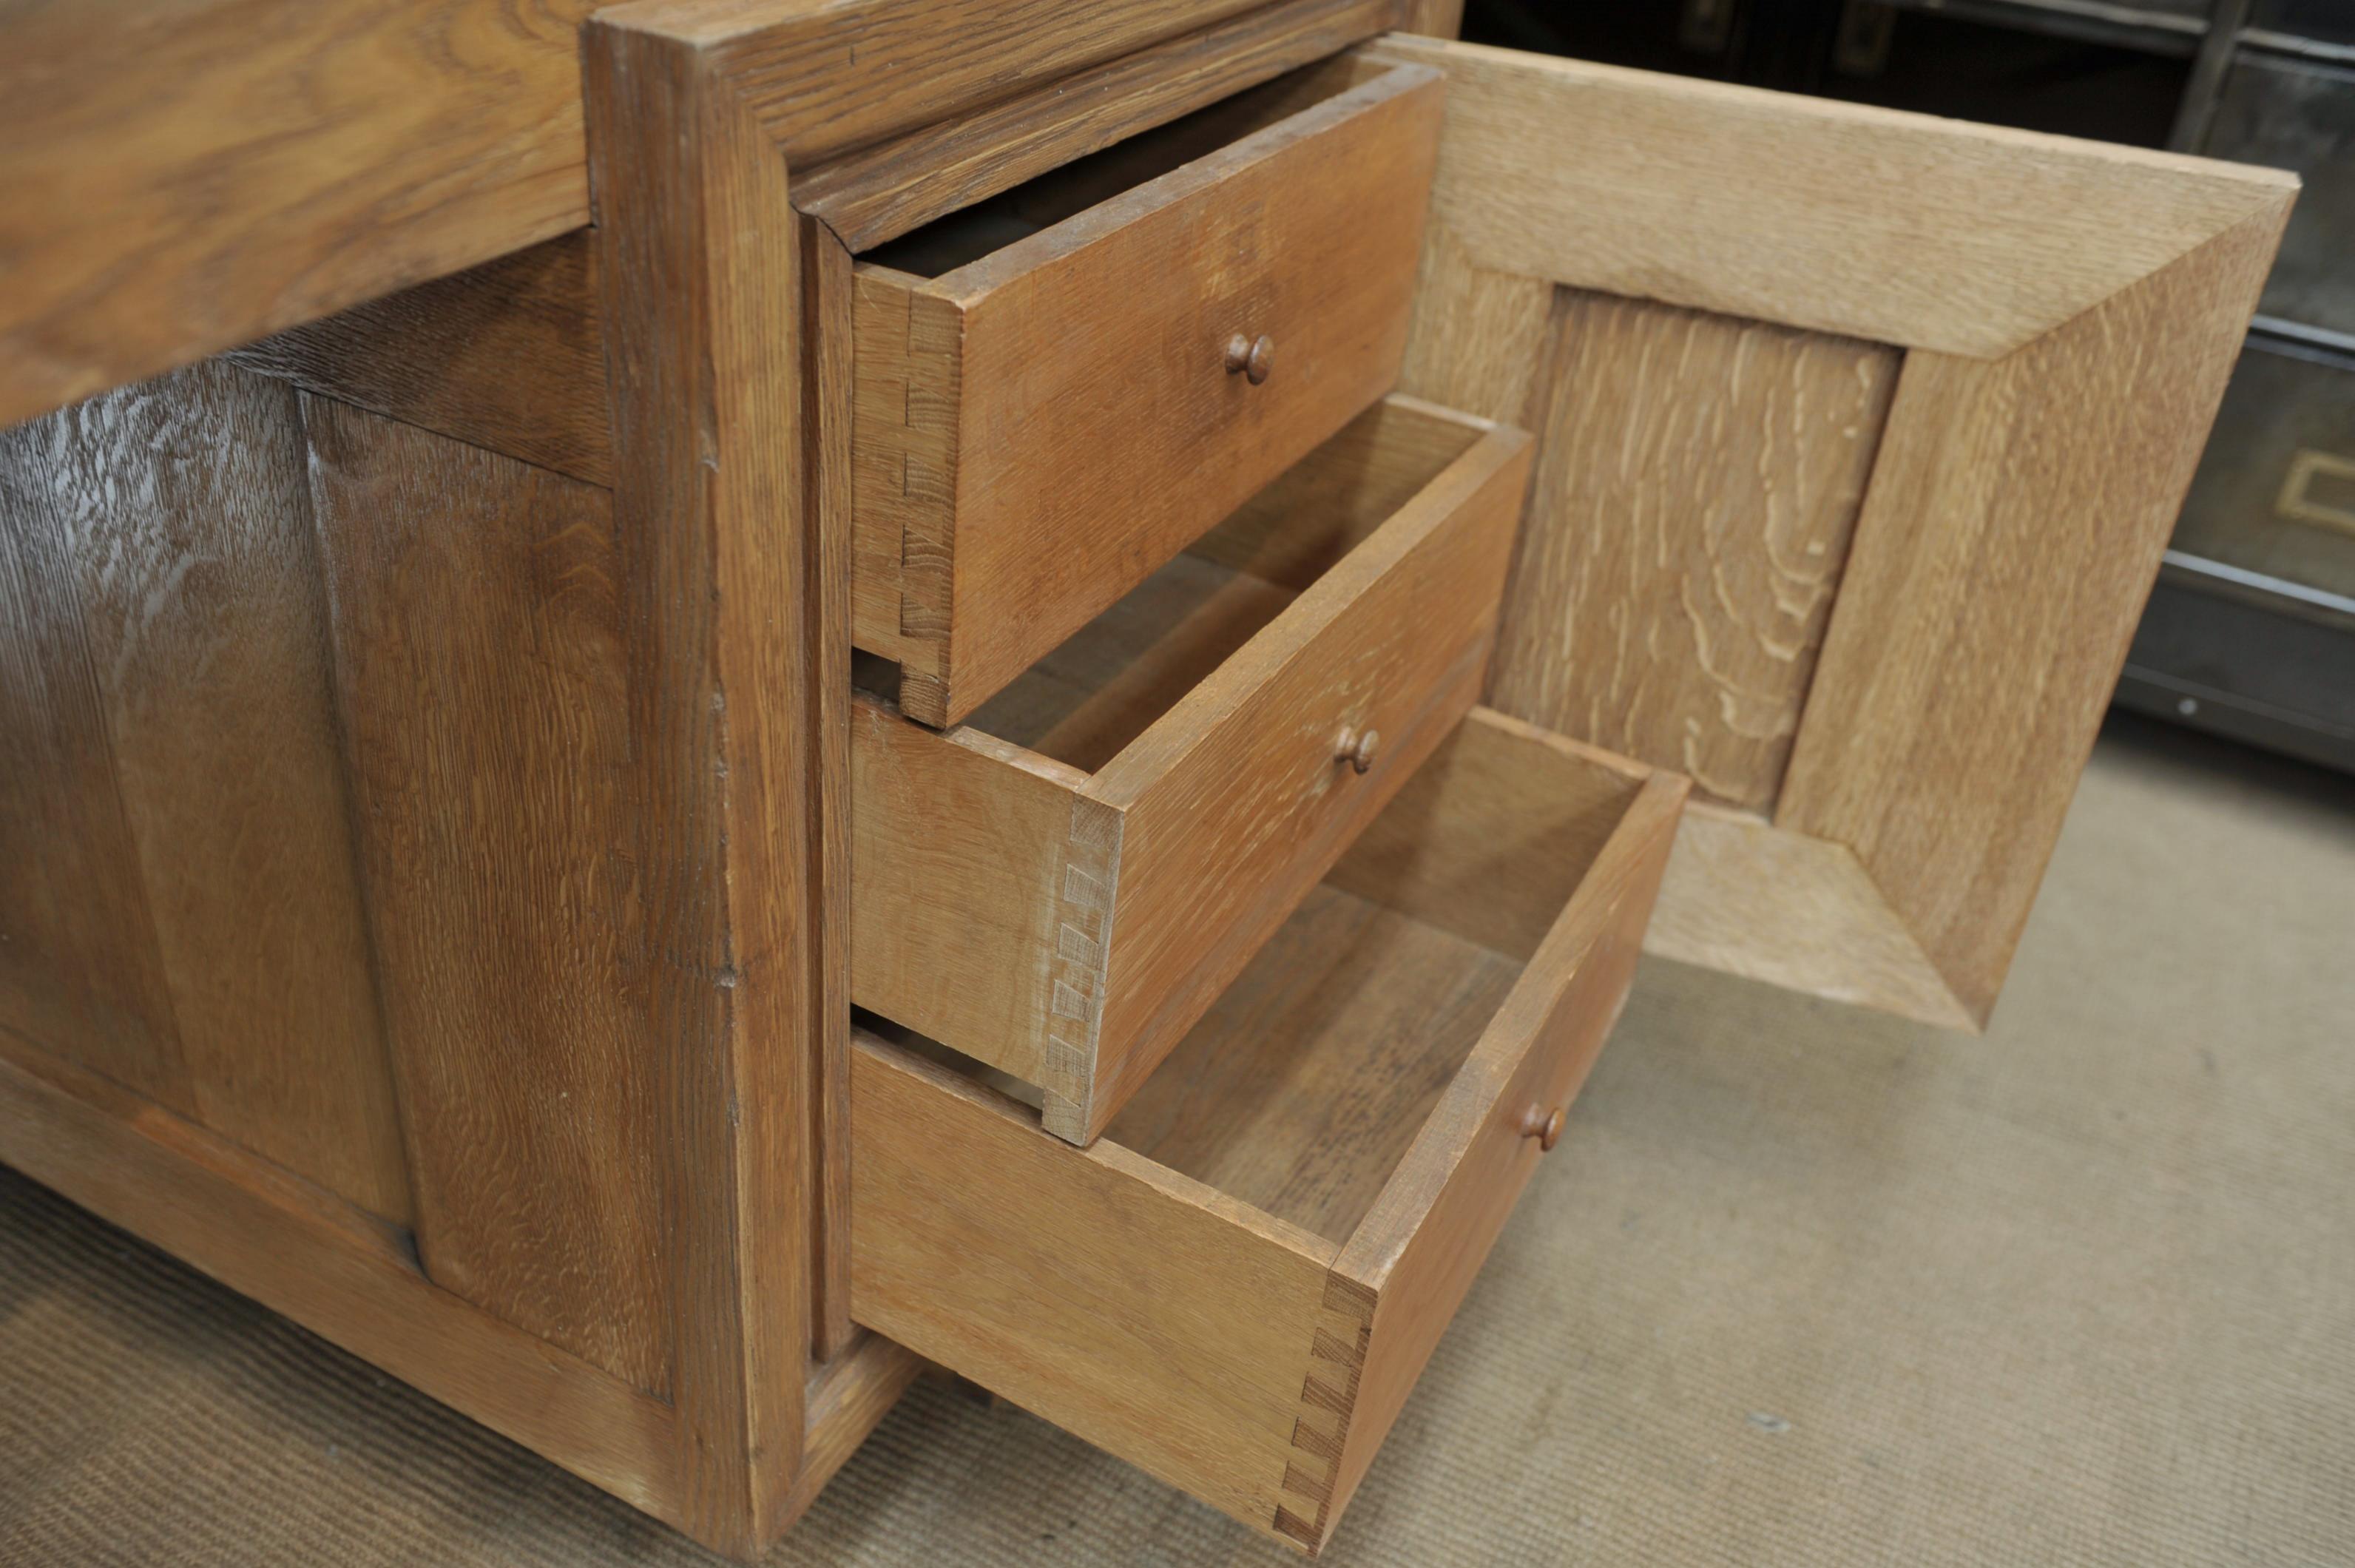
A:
849,696,1119,1098
849,1038,1339,1534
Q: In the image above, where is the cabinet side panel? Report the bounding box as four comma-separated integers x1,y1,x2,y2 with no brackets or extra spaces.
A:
305,395,670,1395
32,362,411,1223
230,234,612,488
1487,291,1898,813
0,403,192,1112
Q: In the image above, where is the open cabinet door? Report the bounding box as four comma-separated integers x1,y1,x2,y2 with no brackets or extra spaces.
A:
1367,36,2295,1030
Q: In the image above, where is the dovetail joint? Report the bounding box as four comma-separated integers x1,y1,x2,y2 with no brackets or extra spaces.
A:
1273,1274,1376,1550
1038,800,1118,1131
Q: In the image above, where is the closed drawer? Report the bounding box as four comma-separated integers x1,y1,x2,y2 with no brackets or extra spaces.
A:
851,57,1444,726
851,709,1689,1552
853,397,1530,1143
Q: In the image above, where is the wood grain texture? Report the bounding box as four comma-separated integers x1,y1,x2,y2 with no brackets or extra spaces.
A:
0,1027,685,1524
0,407,194,1114
5,0,1384,428
232,235,609,487
0,0,600,430
851,717,1683,1552
852,693,1106,1091
1325,706,1655,963
586,16,821,1548
852,1036,1339,1538
852,408,1530,1143
1776,200,2293,1024
780,1333,928,1524
14,364,409,1223
848,268,959,678
1368,34,2297,358
1104,883,1526,1244
803,214,858,1364
1490,291,1899,811
1075,419,1532,1142
1643,799,1975,1030
606,0,1363,160
851,62,1443,726
1388,33,2294,1025
796,0,1396,251
967,552,1298,772
1189,392,1484,593
1393,218,1552,427
305,396,666,1393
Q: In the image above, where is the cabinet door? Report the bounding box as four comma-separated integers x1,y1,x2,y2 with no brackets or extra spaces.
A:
1371,36,2294,1030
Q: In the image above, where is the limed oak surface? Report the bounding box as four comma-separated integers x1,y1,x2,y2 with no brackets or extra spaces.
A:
1376,33,2294,1028
1490,291,1898,812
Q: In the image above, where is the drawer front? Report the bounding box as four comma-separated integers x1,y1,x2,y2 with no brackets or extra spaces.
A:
851,60,1444,726
851,710,1688,1552
853,405,1533,1143
1070,416,1532,1138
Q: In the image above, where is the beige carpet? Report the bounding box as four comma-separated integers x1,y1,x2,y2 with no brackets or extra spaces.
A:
4,712,2352,1567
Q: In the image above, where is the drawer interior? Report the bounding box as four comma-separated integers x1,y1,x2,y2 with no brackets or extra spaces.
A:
853,708,1688,1550
956,396,1492,777
852,396,1525,1140
864,55,1402,281
1105,882,1524,1244
868,873,1530,1248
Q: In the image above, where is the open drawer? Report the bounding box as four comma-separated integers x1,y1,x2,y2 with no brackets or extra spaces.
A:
851,56,1444,726
851,709,1689,1552
852,396,1531,1143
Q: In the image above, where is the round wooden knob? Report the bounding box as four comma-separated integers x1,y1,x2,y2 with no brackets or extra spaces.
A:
1336,726,1379,774
1521,1105,1565,1152
1225,332,1274,385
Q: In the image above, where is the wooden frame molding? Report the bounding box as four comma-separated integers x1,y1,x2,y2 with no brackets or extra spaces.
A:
1374,36,2296,1029
584,10,840,1551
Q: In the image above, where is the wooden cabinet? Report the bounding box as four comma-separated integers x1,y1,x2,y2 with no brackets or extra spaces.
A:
0,2,2294,1561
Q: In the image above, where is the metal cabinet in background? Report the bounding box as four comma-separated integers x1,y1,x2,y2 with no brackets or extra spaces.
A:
2174,335,2355,602
2201,50,2355,334
2129,6,2355,771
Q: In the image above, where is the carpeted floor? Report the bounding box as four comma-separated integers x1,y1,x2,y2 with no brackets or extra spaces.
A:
3,712,2351,1567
